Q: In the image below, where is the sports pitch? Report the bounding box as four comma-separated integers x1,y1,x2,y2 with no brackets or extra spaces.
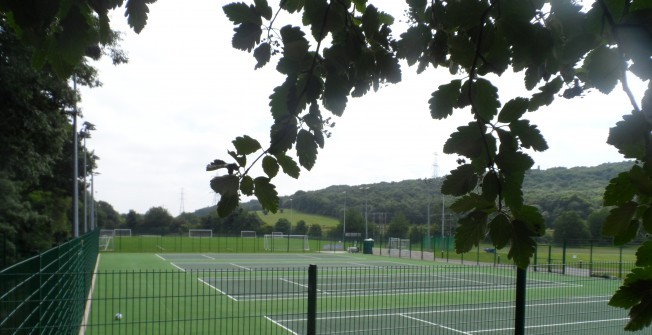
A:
86,252,636,334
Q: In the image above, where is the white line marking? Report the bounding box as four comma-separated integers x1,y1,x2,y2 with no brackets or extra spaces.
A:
202,254,215,260
197,278,238,301
230,263,251,270
155,254,166,260
470,318,630,333
170,262,186,272
280,278,309,289
264,316,298,334
401,314,471,334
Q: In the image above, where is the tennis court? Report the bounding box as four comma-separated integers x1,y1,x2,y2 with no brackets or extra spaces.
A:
85,253,636,334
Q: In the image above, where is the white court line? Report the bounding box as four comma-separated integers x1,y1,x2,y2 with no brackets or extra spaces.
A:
170,262,186,272
280,278,309,289
347,262,380,268
470,318,629,333
401,314,471,334
230,263,251,270
197,278,238,302
202,254,216,260
264,316,298,334
298,254,321,259
155,254,166,260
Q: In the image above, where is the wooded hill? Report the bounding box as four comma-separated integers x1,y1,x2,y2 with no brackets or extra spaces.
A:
204,161,633,230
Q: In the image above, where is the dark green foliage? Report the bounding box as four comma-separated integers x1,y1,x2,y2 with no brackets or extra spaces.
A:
553,211,591,244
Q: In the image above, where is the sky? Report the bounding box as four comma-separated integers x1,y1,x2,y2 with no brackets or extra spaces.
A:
78,1,646,215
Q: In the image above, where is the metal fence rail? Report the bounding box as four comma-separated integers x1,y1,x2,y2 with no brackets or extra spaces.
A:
76,263,635,334
0,230,98,334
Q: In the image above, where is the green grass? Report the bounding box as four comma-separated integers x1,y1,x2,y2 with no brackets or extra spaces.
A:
86,252,634,334
255,209,339,229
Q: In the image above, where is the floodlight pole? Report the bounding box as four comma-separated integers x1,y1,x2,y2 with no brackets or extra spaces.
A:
360,187,369,239
90,172,95,230
82,134,87,233
342,190,347,247
72,76,79,238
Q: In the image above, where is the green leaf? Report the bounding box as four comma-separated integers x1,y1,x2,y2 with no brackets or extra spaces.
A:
513,205,546,236
489,214,512,249
602,201,638,244
210,174,240,216
275,154,300,178
280,0,304,13
472,78,500,121
629,164,652,195
206,159,228,171
232,135,262,155
323,73,350,116
583,45,620,94
498,98,529,123
604,171,637,206
614,219,640,246
223,2,262,25
509,120,548,151
441,164,478,196
607,111,651,160
609,267,652,331
227,150,246,168
455,211,488,253
269,115,298,155
254,177,279,212
240,175,254,195
449,193,495,213
495,151,534,209
528,77,563,112
429,80,462,120
303,0,328,41
376,51,402,84
481,171,500,202
262,156,279,178
280,26,309,62
508,219,537,268
296,129,318,170
125,0,156,33
643,206,652,234
232,23,262,52
636,241,652,267
253,42,271,69
254,0,273,20
397,25,431,66
443,123,487,159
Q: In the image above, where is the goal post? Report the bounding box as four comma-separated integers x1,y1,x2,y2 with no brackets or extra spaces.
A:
240,231,257,238
188,229,213,238
99,229,115,251
388,237,410,257
114,229,132,237
264,234,309,251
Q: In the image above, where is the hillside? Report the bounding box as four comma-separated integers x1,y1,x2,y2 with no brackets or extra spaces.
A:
195,161,633,227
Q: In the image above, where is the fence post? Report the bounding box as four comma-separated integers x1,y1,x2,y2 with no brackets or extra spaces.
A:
307,264,317,335
562,240,567,275
514,267,527,335
619,246,623,278
547,245,552,273
589,241,593,276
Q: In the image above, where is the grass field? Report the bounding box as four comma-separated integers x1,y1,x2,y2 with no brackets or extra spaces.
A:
83,252,639,334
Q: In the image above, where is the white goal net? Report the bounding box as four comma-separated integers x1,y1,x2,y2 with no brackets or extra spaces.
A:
241,231,257,238
264,234,309,251
189,229,213,238
99,229,115,251
388,237,410,257
114,229,132,237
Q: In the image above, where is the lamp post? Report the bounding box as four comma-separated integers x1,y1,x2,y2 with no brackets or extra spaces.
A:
90,172,99,231
80,121,95,234
72,76,79,238
342,190,347,248
360,187,369,239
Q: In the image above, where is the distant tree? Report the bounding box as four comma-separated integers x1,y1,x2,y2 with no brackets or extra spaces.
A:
386,212,410,239
553,211,590,244
294,220,308,235
124,210,142,230
142,207,174,235
274,218,291,234
95,201,121,229
409,225,425,243
307,224,322,238
587,208,610,240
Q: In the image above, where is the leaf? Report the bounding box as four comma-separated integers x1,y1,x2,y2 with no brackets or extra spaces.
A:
232,23,262,52
583,45,620,94
449,193,495,213
254,177,279,212
455,211,488,253
443,123,487,159
513,205,546,236
280,25,309,62
269,115,298,155
228,150,246,168
397,25,431,66
303,0,328,41
254,0,273,20
223,2,262,25
441,164,478,196
609,267,652,331
296,130,318,170
376,51,402,84
509,120,548,151
253,42,271,69
240,175,254,195
508,219,537,268
472,78,500,121
210,175,240,217
607,111,651,160
280,0,304,13
629,164,652,196
481,170,500,202
262,156,279,178
498,98,529,123
643,206,652,234
495,151,534,209
602,201,638,244
603,171,637,206
125,0,156,33
489,214,512,249
528,77,563,112
429,80,462,120
636,241,652,267
275,154,300,178
323,73,350,116
614,219,640,246
206,159,228,171
232,135,262,155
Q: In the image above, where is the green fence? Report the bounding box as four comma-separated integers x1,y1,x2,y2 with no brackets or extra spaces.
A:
0,230,99,334
79,259,638,334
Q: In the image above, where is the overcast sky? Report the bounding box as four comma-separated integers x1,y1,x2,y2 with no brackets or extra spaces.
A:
78,1,645,215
